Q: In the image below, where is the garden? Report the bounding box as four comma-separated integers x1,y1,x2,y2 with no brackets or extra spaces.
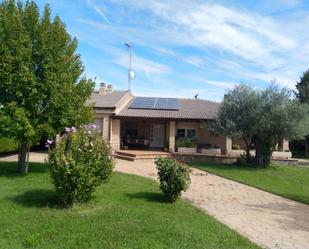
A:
0,157,259,249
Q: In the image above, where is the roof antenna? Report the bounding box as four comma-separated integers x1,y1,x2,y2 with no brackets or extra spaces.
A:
194,93,199,99
124,43,136,92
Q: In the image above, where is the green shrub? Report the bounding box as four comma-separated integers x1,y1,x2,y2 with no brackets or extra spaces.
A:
236,153,255,166
176,138,196,148
0,137,18,154
155,158,191,202
232,144,241,150
48,125,114,207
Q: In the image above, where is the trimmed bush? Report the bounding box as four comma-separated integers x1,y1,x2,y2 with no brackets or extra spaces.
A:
176,138,196,148
236,153,255,166
155,158,191,202
48,125,114,207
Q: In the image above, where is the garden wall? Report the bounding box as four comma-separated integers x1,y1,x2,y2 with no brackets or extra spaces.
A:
173,153,237,164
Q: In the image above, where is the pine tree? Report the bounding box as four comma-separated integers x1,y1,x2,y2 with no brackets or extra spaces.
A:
0,0,94,173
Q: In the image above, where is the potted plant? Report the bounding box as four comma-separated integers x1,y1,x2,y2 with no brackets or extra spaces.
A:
176,138,196,153
201,145,221,155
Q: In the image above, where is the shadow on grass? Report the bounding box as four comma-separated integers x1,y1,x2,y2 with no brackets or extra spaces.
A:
125,191,166,203
9,189,58,208
0,162,49,178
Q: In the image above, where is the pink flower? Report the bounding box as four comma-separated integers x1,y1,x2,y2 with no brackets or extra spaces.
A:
47,139,53,145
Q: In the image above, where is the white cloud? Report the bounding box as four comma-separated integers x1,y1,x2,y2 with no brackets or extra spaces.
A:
187,76,236,89
86,0,111,24
74,0,309,93
114,54,171,75
102,0,308,87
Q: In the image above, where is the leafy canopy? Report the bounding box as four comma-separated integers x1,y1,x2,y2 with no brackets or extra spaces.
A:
0,0,94,144
296,70,309,104
210,83,308,166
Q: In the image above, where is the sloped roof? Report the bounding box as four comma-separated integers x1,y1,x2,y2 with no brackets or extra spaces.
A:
116,97,220,120
87,90,130,108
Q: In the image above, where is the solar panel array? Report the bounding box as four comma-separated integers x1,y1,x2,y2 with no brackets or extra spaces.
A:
129,97,179,110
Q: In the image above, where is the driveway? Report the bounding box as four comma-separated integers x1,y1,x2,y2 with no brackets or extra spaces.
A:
115,159,309,249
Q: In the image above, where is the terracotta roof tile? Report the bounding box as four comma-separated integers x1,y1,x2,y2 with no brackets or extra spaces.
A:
116,97,220,120
87,90,130,108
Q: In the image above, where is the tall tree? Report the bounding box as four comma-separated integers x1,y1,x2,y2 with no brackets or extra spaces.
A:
208,84,258,162
295,70,309,157
210,84,307,167
0,0,94,173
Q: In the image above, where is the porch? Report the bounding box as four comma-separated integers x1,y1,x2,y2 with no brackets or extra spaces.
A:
110,117,232,156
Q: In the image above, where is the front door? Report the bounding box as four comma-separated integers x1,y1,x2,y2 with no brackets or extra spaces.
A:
150,124,165,148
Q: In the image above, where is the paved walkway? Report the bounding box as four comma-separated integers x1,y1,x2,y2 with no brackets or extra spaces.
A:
1,153,309,249
0,152,48,163
115,159,309,249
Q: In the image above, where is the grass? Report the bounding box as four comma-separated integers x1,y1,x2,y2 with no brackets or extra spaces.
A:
0,137,18,154
0,162,260,249
191,162,309,204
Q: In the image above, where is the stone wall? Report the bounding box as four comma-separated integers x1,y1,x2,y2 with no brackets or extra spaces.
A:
173,153,237,164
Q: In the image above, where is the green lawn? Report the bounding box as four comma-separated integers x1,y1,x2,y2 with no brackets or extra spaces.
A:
191,162,309,204
0,162,259,249
0,137,18,154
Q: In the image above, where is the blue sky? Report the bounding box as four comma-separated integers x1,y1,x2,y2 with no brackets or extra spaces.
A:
33,0,309,101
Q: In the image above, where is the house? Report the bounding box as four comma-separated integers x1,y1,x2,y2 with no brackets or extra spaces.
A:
87,83,290,158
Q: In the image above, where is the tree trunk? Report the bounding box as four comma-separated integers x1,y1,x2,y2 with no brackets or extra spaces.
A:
244,139,251,163
305,136,309,158
255,139,272,167
18,139,29,173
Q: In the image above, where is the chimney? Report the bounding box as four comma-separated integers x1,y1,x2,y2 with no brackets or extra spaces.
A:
99,82,106,95
106,84,113,93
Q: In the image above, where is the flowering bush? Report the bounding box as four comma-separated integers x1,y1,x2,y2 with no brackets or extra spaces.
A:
155,158,191,203
48,125,114,207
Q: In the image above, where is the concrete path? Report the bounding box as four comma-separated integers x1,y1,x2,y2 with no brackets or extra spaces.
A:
2,153,309,249
115,159,309,249
0,152,48,163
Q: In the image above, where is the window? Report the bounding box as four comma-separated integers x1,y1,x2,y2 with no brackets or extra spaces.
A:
95,118,103,133
125,121,138,138
187,129,196,139
176,129,186,138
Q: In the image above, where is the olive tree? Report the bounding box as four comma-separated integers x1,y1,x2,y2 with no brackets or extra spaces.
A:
209,84,307,167
0,1,94,173
207,84,258,162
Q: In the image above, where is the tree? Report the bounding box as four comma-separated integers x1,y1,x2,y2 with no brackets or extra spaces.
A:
295,70,309,158
210,84,307,167
254,85,306,166
0,1,94,173
208,84,258,162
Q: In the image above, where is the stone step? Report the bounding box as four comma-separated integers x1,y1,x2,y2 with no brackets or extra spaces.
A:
115,151,171,161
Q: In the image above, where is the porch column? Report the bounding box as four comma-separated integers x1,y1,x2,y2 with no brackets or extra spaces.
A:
282,139,289,151
102,115,110,142
110,118,120,150
169,121,176,152
222,136,232,155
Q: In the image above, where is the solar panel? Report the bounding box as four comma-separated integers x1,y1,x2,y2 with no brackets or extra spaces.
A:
129,97,156,109
129,97,179,110
155,98,179,110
